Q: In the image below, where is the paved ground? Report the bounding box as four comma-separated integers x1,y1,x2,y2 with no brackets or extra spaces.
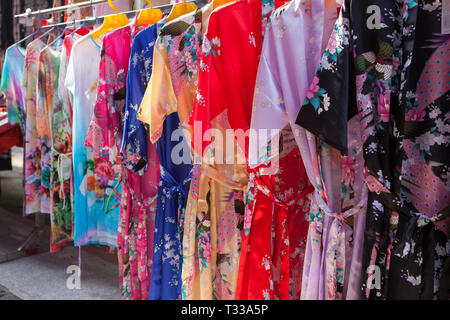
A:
0,241,122,300
0,147,25,215
0,284,20,300
0,147,121,300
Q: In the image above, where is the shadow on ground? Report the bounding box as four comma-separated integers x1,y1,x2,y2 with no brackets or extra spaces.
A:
0,147,122,300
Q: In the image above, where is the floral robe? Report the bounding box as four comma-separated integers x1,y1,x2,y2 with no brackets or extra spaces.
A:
36,48,56,215
49,34,83,252
292,0,369,300
36,45,72,252
237,0,331,300
239,128,314,300
22,39,45,214
85,17,157,300
66,34,119,247
118,22,163,300
296,0,449,299
189,0,271,158
138,6,214,299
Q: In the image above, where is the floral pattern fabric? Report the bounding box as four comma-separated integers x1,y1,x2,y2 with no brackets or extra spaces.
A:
293,2,370,300
115,20,161,300
238,127,313,300
51,32,87,250
36,46,58,215
238,0,328,300
22,39,45,214
1,44,26,132
183,0,275,300
151,145,192,300
188,0,269,159
296,0,449,299
121,20,164,175
4,0,446,302
52,34,80,251
66,34,120,247
84,18,158,300
182,162,247,300
85,18,143,157
37,45,74,252
138,6,214,299
138,5,212,144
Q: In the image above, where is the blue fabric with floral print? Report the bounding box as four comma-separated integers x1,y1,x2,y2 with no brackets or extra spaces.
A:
121,23,158,174
150,111,192,300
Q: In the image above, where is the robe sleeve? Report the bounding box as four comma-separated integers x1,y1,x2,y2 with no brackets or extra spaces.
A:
36,55,49,137
188,24,227,158
121,35,151,174
137,40,177,144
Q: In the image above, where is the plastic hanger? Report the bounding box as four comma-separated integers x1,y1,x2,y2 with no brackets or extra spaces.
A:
166,0,197,22
14,10,54,48
35,25,65,47
38,22,67,43
64,3,89,37
136,0,163,27
90,0,129,39
40,27,66,52
31,9,67,43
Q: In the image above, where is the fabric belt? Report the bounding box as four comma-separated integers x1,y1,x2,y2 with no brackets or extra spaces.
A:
51,149,72,209
202,164,247,191
125,177,158,208
124,177,158,236
253,172,314,300
313,188,368,299
160,165,192,226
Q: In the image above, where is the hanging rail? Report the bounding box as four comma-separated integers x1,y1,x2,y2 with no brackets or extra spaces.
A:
39,1,198,28
15,1,199,28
